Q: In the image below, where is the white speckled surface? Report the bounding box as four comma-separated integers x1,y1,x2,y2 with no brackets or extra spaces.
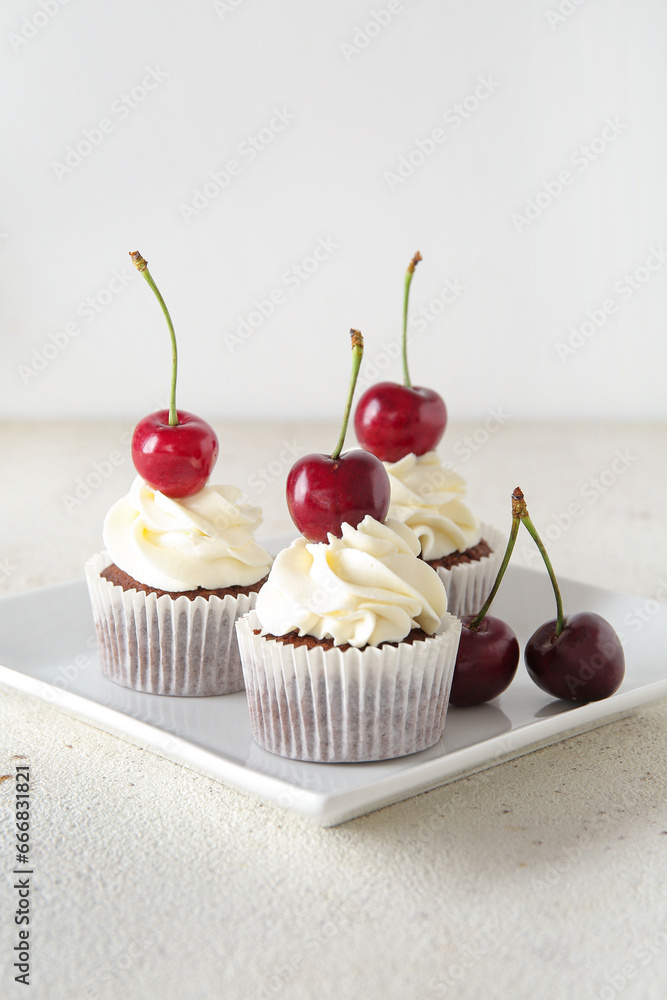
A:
1,421,667,999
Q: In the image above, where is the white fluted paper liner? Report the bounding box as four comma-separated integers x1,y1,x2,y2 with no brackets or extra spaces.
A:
85,552,260,696
433,522,506,619
235,609,462,762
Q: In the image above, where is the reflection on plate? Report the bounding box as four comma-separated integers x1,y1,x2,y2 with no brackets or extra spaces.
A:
1,554,666,826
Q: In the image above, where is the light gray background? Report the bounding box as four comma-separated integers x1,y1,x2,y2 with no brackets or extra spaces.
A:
1,0,666,422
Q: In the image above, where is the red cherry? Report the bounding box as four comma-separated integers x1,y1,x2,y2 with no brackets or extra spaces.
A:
127,252,218,498
353,253,447,463
132,409,218,498
525,612,625,702
509,487,626,703
286,329,391,542
286,450,390,543
354,381,447,462
450,615,520,707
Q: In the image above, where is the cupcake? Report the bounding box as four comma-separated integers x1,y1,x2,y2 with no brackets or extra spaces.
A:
235,515,461,762
383,451,504,617
85,248,274,695
86,476,272,696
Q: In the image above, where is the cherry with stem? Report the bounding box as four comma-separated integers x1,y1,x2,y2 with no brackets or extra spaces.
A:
518,488,625,702
129,251,218,499
287,330,391,544
354,251,447,463
449,492,521,708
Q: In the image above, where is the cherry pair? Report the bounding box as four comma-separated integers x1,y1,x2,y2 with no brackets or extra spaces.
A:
450,488,625,707
287,251,448,541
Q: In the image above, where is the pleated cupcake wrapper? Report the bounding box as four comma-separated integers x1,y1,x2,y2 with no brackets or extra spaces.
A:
434,522,506,619
85,552,258,696
235,609,462,763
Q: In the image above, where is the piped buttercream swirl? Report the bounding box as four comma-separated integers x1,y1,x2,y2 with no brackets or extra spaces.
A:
255,515,447,648
384,452,481,561
103,476,272,591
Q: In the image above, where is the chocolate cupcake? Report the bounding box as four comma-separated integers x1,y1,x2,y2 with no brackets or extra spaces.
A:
235,515,461,761
382,451,503,617
86,477,272,696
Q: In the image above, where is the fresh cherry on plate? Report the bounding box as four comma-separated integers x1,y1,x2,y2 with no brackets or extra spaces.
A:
449,504,521,707
451,614,520,707
286,330,391,543
354,251,447,462
515,487,626,702
525,612,625,702
129,251,218,498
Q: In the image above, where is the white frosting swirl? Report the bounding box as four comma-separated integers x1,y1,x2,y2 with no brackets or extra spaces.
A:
255,515,447,648
384,452,481,561
103,476,272,591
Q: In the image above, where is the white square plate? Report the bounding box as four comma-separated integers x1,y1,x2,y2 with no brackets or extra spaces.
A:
1,551,665,826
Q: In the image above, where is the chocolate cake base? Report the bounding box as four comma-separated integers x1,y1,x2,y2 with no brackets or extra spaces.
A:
425,538,492,571
254,627,432,653
100,563,268,601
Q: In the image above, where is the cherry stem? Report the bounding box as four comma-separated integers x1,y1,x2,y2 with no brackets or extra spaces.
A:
130,251,178,427
402,251,422,388
468,509,520,630
512,487,565,636
331,330,364,461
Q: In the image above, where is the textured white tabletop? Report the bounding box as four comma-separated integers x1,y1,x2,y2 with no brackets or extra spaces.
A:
1,420,667,1000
